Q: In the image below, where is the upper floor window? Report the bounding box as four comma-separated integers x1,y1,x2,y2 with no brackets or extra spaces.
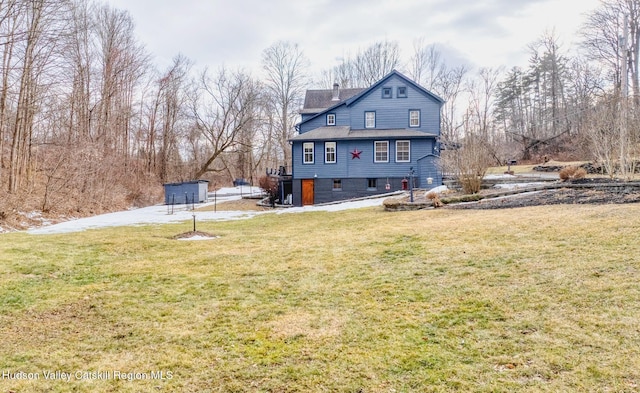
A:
397,86,407,98
382,87,392,99
409,110,420,127
303,142,314,164
325,141,336,164
396,140,410,162
374,141,389,163
365,111,376,128
327,113,336,126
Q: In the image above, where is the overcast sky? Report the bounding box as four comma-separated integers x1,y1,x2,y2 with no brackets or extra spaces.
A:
106,0,601,81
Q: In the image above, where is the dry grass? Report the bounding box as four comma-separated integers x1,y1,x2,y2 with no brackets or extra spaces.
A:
195,197,268,212
1,204,640,391
559,166,587,181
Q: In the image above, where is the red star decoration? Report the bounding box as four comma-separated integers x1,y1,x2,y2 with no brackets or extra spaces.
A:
350,148,362,159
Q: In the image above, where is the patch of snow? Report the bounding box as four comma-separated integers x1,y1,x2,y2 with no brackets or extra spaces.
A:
176,235,219,241
27,193,256,235
276,197,385,215
210,186,263,197
426,185,448,194
492,182,548,190
26,189,387,235
25,211,42,219
484,174,517,180
485,173,559,181
456,190,545,206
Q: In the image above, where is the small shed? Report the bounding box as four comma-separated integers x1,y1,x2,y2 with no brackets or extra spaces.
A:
163,180,209,205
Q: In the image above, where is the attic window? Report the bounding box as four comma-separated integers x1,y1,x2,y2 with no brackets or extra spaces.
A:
365,111,376,129
382,87,392,99
327,113,336,126
409,110,420,127
397,86,407,98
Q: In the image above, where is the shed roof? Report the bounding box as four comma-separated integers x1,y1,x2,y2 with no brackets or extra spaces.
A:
163,180,209,187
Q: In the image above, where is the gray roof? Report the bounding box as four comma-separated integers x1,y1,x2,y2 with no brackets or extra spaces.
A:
290,126,438,142
300,88,365,114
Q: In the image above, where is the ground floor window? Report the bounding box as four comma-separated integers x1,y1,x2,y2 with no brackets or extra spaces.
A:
396,140,410,162
325,141,336,163
374,141,388,163
367,178,377,190
332,179,342,190
303,142,314,164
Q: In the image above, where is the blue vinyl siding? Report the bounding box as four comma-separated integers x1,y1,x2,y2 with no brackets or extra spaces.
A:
299,105,350,133
348,75,440,132
299,76,441,134
292,138,436,180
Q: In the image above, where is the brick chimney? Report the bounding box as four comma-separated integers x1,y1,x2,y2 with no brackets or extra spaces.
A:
331,82,339,101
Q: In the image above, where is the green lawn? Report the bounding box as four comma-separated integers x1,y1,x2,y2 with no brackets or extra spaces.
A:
1,204,640,392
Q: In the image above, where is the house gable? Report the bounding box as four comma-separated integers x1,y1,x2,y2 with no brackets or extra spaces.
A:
346,72,442,134
297,70,443,134
343,70,444,107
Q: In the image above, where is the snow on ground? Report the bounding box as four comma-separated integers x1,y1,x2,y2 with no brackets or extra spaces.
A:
485,173,559,180
427,185,448,194
177,235,220,241
491,182,549,190
27,186,387,235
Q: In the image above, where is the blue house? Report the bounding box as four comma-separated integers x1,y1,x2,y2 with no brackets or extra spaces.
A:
289,70,444,206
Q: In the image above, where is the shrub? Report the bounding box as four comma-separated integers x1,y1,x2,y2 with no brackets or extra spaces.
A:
426,191,444,208
559,166,587,181
440,133,493,195
258,176,279,205
459,175,483,194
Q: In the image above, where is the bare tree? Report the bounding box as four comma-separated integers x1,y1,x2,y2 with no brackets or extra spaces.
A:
408,39,446,92
143,54,191,182
353,39,401,86
190,67,259,180
94,3,148,155
261,41,308,169
465,67,503,163
8,0,63,192
408,40,468,142
319,40,402,89
439,65,468,142
581,0,640,98
0,0,23,181
64,0,94,143
318,57,358,88
583,95,633,177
